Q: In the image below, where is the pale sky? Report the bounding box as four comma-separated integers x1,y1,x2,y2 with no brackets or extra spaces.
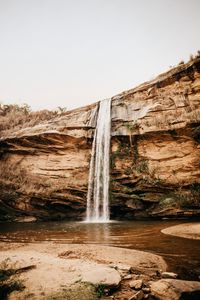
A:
0,0,199,111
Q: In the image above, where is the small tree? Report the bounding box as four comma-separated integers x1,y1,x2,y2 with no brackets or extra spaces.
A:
57,106,67,115
125,121,139,147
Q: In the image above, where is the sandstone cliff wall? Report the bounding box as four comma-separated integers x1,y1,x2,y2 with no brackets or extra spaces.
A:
0,58,200,221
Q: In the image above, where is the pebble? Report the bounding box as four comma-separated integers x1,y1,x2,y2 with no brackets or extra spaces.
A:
161,272,178,279
123,274,132,280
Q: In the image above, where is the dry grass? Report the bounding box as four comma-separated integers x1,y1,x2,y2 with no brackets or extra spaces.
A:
0,103,67,135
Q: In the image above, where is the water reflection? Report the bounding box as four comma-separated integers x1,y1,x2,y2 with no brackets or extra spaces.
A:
0,220,199,279
83,223,111,245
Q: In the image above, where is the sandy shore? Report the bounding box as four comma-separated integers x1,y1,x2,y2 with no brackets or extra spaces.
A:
0,242,167,299
161,222,200,240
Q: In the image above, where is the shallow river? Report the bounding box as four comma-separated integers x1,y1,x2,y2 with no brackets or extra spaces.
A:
0,220,199,280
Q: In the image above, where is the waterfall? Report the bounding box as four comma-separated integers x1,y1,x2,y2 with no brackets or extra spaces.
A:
86,98,111,222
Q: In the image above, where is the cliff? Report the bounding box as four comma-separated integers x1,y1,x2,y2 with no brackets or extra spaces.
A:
0,58,200,221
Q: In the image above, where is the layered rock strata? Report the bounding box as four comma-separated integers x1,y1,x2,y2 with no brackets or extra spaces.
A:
0,58,200,221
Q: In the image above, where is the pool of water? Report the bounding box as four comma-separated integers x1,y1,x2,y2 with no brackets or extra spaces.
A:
0,220,199,280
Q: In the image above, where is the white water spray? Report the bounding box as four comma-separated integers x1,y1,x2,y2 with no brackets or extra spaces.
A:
86,98,111,222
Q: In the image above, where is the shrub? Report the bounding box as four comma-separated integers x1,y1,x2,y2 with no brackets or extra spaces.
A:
0,280,24,299
135,160,149,173
96,284,107,298
0,259,25,299
124,121,139,147
163,183,200,208
190,182,200,197
193,126,200,143
159,197,176,208
124,167,132,175
190,54,194,61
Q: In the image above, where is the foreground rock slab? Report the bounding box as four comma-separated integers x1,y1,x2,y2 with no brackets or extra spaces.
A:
0,242,166,299
151,279,200,300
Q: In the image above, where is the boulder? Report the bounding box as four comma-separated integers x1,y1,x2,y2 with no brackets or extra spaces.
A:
110,263,132,277
110,263,132,272
81,265,121,287
150,279,200,300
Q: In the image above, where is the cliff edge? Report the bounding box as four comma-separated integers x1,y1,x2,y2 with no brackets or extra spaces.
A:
0,57,200,221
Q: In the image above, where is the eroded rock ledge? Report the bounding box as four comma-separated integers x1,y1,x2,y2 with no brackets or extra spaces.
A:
0,58,200,221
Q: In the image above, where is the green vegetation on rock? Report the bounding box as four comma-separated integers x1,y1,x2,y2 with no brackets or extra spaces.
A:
193,125,200,143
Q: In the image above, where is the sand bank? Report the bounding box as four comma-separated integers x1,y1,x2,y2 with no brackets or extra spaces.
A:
161,222,200,240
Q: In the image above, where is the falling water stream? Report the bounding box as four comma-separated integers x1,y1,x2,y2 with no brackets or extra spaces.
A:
86,98,111,222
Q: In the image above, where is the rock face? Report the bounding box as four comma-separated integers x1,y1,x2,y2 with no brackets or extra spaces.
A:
0,58,200,221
